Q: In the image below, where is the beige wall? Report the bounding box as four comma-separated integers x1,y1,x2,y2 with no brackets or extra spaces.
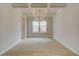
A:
53,3,79,55
21,16,27,39
21,16,25,39
0,4,21,55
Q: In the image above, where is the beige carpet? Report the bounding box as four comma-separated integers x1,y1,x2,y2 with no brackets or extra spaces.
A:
2,38,77,56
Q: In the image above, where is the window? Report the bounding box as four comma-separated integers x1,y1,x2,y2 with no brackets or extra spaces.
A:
40,21,47,32
32,20,47,33
32,21,39,32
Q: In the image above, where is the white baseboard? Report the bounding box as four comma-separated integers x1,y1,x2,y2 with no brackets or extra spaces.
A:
0,40,21,55
53,36,79,56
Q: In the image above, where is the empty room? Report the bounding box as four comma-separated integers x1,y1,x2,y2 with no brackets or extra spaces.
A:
0,3,79,56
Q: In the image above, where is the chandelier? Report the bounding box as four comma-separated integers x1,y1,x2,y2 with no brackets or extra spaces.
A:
34,9,45,20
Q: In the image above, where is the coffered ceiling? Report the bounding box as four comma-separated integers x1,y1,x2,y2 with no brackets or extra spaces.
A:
12,3,66,19
13,3,66,8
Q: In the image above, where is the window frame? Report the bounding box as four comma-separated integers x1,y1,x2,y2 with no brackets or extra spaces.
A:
32,20,47,33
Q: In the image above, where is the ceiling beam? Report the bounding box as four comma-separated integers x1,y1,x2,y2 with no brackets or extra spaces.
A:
12,3,66,8
27,3,34,17
23,14,56,16
44,3,51,18
50,3,66,7
12,3,28,8
31,3,47,8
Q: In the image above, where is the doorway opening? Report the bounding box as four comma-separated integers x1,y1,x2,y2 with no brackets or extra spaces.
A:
27,18,52,38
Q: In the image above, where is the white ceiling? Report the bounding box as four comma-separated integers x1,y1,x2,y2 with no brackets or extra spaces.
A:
12,3,66,19
18,8,58,15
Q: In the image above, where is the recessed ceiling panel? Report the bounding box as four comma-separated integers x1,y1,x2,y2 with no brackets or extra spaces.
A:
12,3,28,8
47,8,58,15
50,3,66,8
31,3,47,8
21,9,32,15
